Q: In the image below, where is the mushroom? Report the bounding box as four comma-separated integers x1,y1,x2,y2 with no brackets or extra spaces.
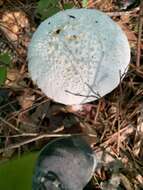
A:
28,8,130,105
32,136,97,190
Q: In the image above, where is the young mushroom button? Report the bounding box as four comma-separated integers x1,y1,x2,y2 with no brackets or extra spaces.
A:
32,136,97,190
28,8,130,105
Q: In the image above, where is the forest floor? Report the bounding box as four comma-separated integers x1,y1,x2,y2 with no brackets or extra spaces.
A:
0,0,143,189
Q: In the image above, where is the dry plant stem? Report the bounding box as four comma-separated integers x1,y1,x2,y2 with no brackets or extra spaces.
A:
0,133,38,138
74,0,82,7
130,64,143,78
0,134,73,154
0,126,65,138
106,7,139,17
0,133,97,154
0,28,26,64
93,175,102,189
71,0,81,7
6,98,49,121
95,125,134,151
123,145,138,166
19,63,27,74
58,0,64,10
0,99,17,110
93,100,102,125
117,116,121,155
133,107,143,157
136,2,143,67
100,127,108,142
117,74,123,155
0,92,44,113
0,116,21,133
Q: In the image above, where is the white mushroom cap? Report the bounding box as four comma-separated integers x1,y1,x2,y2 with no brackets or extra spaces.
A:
28,8,130,105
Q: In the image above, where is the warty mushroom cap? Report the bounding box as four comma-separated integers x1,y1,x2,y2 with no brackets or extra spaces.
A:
28,8,130,105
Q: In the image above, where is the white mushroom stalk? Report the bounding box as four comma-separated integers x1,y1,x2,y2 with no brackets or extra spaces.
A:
28,8,130,105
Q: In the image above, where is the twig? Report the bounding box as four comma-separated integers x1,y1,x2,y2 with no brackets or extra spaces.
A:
6,98,49,121
58,0,64,10
136,2,143,67
0,133,38,138
0,99,17,110
0,26,27,64
70,0,78,7
117,114,121,155
65,90,99,99
94,125,135,151
0,134,73,154
71,0,82,7
133,106,143,157
106,7,139,17
0,116,21,133
94,99,102,123
0,133,97,154
117,71,123,155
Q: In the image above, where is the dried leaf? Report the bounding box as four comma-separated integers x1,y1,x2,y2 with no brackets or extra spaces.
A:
0,11,30,43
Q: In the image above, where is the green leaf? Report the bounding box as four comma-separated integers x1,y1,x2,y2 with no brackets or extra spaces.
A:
0,66,7,86
82,0,88,8
41,6,60,20
0,53,11,66
37,0,59,19
0,153,38,190
63,3,74,9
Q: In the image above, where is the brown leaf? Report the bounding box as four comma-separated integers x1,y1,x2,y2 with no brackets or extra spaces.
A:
117,21,137,42
0,10,30,43
87,0,95,8
17,89,35,110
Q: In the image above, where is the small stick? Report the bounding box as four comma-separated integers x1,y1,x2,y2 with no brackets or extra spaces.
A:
0,116,21,133
0,133,97,154
0,133,38,138
6,98,49,121
0,134,73,154
94,125,134,150
106,7,139,17
117,72,123,155
136,2,143,67
94,99,102,123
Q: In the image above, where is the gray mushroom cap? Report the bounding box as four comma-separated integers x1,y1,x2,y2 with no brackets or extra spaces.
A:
28,8,130,105
32,136,97,190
